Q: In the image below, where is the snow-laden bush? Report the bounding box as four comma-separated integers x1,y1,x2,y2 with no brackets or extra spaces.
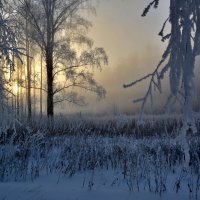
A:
0,123,45,181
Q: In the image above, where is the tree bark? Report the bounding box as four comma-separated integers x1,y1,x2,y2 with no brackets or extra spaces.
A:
46,4,54,118
40,53,43,118
26,12,32,121
16,60,20,116
46,48,54,117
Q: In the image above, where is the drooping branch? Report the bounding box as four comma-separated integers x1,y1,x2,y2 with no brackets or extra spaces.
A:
123,42,171,120
124,0,200,124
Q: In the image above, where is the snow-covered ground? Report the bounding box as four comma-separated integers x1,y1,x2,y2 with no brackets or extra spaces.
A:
0,171,192,200
0,122,200,200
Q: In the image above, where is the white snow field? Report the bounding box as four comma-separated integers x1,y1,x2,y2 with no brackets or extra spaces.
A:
0,130,200,200
0,172,193,200
0,115,200,200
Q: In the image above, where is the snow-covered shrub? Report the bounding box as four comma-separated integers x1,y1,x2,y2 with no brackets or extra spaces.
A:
0,123,45,181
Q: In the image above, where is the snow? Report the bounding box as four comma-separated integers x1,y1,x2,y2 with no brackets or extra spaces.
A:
0,118,199,200
0,172,191,200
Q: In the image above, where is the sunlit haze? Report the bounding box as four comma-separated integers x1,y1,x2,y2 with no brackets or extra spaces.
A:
59,0,171,114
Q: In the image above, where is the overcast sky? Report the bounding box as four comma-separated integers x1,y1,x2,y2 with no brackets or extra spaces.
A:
59,0,171,114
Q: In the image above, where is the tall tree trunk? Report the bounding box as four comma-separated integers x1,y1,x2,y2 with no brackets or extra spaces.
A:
46,7,54,118
40,53,43,118
26,12,31,120
46,48,54,117
16,60,19,116
20,62,24,118
33,59,36,117
11,80,14,115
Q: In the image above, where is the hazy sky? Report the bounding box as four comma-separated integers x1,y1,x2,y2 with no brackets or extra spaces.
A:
60,0,171,114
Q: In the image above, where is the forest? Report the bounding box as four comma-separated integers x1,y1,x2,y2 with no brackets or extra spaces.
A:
0,0,200,199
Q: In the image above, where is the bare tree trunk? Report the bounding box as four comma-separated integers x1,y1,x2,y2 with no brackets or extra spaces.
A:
33,59,36,118
11,81,14,114
46,10,54,118
24,57,27,117
20,62,24,118
46,48,54,118
26,12,32,120
12,54,16,116
16,61,19,116
40,53,43,118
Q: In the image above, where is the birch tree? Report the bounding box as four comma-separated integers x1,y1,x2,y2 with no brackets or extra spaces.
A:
124,0,200,166
0,0,21,125
124,0,199,128
16,0,107,118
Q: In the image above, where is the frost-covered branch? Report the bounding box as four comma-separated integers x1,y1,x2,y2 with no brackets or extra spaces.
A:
124,0,200,126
